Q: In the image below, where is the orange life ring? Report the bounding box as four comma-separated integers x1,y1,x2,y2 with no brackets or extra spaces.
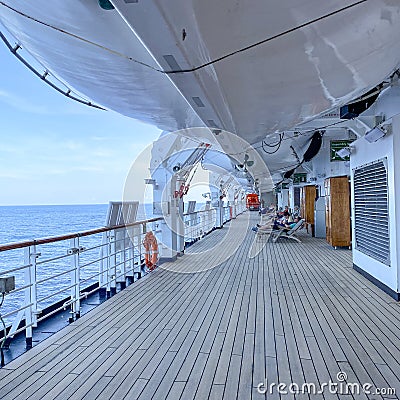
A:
143,231,158,271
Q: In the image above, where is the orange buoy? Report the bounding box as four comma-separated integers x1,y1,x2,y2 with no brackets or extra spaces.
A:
143,231,158,271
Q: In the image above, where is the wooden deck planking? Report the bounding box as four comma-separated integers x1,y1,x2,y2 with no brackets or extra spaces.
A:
292,241,400,397
0,214,399,399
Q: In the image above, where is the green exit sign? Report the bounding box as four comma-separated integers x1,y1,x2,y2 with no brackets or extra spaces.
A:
293,173,307,184
330,140,354,161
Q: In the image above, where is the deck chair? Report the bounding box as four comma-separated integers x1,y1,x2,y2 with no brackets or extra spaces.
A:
260,212,275,224
256,214,275,241
256,227,273,242
271,219,304,243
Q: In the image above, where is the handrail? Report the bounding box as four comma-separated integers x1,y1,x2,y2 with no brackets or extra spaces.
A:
0,217,163,252
183,208,215,217
0,204,247,354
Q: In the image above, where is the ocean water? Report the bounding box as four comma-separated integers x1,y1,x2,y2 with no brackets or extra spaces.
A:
0,203,153,326
0,202,205,326
0,204,154,245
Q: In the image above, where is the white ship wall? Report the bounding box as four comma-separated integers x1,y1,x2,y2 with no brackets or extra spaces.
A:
350,114,400,296
310,133,351,189
277,189,289,210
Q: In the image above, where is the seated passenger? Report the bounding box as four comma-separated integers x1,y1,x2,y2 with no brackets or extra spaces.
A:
273,214,300,230
259,206,268,215
286,216,301,229
252,223,270,232
251,216,301,233
292,206,301,218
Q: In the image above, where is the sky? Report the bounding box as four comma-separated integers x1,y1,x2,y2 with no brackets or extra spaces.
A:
0,37,162,206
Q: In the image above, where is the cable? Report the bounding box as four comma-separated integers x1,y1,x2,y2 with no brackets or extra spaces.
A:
262,133,283,148
0,2,164,73
229,118,347,158
290,145,301,164
174,0,369,74
0,0,369,74
261,133,284,154
0,31,105,110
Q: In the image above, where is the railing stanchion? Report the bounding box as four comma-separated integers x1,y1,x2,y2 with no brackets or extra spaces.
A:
120,229,127,288
69,237,80,322
0,216,164,351
24,245,39,348
99,234,107,295
110,230,117,295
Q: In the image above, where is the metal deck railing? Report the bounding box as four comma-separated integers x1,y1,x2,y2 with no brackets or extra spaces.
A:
0,202,246,353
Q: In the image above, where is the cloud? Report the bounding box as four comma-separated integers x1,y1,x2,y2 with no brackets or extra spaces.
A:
90,136,110,141
0,171,24,179
0,89,50,114
0,89,98,116
60,140,83,151
93,149,114,158
0,143,24,155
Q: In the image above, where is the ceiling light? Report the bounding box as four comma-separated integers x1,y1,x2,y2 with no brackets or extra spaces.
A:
364,126,386,143
336,147,352,159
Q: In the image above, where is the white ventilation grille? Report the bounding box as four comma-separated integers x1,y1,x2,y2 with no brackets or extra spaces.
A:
353,159,390,265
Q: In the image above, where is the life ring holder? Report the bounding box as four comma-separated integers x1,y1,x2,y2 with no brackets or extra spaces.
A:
142,231,158,271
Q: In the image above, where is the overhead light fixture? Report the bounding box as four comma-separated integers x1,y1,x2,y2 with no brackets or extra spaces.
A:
163,55,182,72
336,147,352,159
192,97,205,107
99,0,115,10
364,126,387,143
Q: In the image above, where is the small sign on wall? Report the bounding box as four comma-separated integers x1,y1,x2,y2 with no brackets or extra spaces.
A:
330,140,354,161
293,173,307,184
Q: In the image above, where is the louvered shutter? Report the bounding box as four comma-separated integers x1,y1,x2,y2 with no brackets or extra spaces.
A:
353,159,390,265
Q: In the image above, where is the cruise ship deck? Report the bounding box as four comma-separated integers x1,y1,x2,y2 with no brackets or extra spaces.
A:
0,214,399,400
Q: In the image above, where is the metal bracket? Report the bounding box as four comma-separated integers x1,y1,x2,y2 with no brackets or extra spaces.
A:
67,246,86,255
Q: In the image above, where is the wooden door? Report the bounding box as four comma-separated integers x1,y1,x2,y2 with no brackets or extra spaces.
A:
325,176,351,247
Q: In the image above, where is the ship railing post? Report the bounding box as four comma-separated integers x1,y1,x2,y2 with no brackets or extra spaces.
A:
75,237,81,319
69,238,76,323
69,237,80,322
130,225,140,280
125,226,134,284
99,233,108,296
110,229,117,296
195,212,199,239
160,214,178,262
105,231,111,296
177,198,185,255
119,229,127,289
198,212,202,237
30,244,39,328
138,224,144,278
24,245,39,349
216,203,222,228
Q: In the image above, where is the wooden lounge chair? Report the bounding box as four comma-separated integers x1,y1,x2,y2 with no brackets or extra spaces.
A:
271,219,304,243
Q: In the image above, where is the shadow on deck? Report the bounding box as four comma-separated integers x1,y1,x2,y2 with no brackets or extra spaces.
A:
0,213,399,400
